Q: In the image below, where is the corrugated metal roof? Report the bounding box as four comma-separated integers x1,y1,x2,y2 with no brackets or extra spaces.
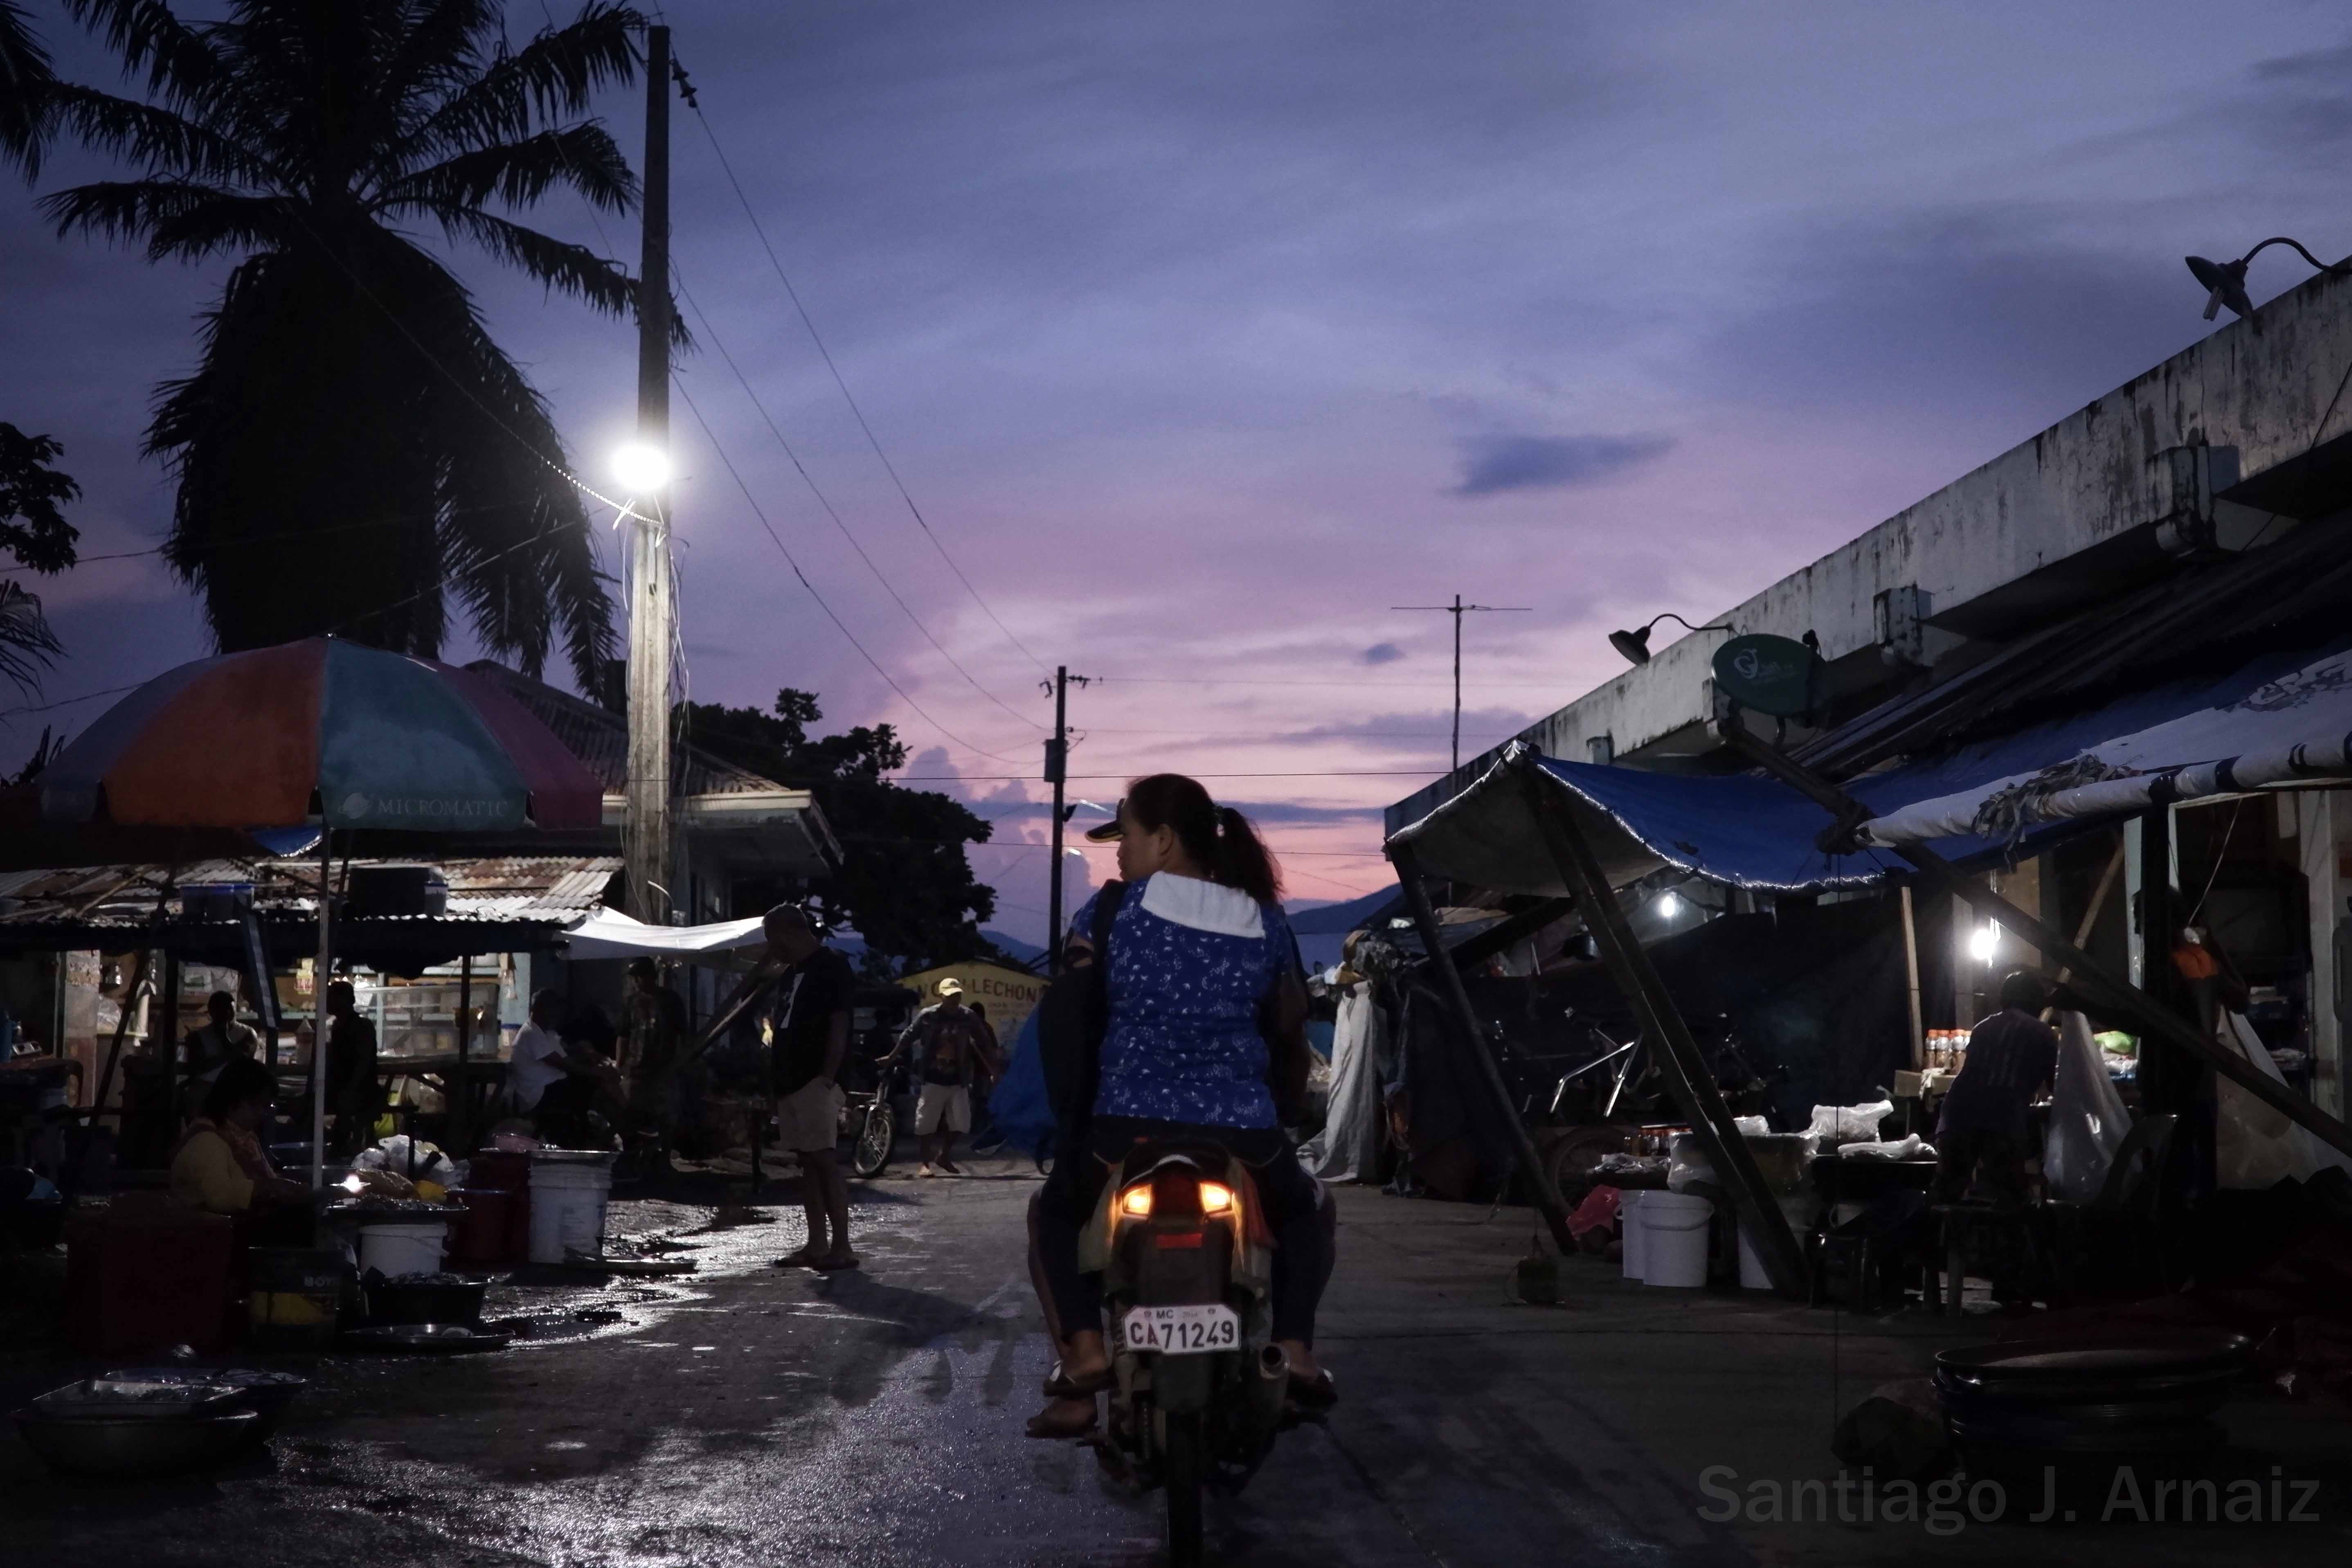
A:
0,855,618,930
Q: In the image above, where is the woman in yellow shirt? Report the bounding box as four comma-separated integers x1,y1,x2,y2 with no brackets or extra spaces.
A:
170,1058,309,1215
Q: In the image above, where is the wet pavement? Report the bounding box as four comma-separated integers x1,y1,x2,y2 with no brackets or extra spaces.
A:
6,1163,2350,1566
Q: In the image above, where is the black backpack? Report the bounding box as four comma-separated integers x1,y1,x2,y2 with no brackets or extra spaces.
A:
1032,880,1127,1146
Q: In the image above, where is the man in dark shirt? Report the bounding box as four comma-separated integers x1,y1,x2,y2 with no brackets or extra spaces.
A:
759,905,858,1270
620,958,690,1171
1933,970,2060,1207
321,980,381,1158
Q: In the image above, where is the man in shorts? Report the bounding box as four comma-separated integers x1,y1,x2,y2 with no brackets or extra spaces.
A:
759,905,858,1270
899,979,994,1177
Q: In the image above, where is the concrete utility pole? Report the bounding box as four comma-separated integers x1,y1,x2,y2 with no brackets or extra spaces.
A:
624,23,675,924
1043,665,1090,973
1392,594,1530,774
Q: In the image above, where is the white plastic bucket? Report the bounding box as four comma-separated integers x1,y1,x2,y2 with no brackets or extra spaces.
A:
358,1220,447,1278
1639,1191,1715,1288
1737,1194,1822,1289
527,1152,615,1263
1620,1190,1648,1281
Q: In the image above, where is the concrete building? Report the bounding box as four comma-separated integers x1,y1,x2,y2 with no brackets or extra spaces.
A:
1389,264,2352,1116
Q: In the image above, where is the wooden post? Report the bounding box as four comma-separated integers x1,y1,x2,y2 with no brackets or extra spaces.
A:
453,954,473,1157
1718,724,2352,1161
1389,844,1578,1254
625,22,676,926
1900,884,1924,1070
311,834,334,1189
1508,755,1810,1298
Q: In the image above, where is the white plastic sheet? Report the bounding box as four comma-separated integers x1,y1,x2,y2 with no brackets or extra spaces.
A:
2043,1010,2132,1202
1301,984,1386,1182
2217,1011,2352,1190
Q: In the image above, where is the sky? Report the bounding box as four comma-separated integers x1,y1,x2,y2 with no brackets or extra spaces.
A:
5,1,2352,945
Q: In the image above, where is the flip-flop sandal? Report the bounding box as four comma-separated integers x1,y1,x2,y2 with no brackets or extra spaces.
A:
771,1248,826,1269
1287,1370,1339,1413
1025,1400,1100,1440
811,1251,861,1272
1042,1361,1114,1398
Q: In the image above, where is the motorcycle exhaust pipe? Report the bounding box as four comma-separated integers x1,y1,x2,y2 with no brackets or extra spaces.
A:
1246,1343,1290,1435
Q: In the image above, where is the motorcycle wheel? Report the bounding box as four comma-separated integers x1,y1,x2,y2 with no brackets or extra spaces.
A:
1163,1411,1205,1568
852,1104,896,1178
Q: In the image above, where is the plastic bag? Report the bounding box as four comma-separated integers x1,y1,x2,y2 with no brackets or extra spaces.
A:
2043,1010,2130,1202
2217,1011,2352,1190
1806,1101,1893,1150
1666,1134,1716,1192
1841,1133,1935,1161
352,1134,461,1189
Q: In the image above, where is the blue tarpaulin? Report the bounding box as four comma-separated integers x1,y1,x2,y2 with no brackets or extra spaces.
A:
1386,639,2352,895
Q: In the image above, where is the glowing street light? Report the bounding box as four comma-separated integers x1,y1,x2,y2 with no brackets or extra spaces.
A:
610,441,672,494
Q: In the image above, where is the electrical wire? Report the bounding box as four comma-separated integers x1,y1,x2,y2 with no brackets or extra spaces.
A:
679,73,1050,676
670,276,1044,731
668,376,1026,765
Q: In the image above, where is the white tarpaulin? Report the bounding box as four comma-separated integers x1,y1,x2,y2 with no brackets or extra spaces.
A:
563,908,768,962
1301,984,1389,1182
1861,645,2352,848
2217,1010,2352,1190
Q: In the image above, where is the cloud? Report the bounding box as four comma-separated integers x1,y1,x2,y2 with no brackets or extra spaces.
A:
1447,432,1674,497
1361,641,1405,665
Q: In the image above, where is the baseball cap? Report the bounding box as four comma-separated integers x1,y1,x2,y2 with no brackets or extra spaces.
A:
1083,799,1125,842
936,977,964,997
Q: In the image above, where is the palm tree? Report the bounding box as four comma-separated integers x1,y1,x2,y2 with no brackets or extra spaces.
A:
1,1,59,180
44,0,652,684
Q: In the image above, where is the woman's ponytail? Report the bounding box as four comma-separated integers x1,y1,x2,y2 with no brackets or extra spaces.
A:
1211,804,1283,906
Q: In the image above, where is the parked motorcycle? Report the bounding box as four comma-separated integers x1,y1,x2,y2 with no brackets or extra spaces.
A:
1089,1141,1292,1566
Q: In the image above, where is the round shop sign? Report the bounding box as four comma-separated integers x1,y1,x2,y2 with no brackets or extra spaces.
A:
1711,634,1821,718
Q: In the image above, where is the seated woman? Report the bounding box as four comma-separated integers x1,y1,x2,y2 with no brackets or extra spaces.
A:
1028,773,1335,1439
170,1057,311,1239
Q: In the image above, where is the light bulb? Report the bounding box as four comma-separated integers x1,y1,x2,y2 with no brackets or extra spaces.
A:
1969,923,2000,963
610,441,672,493
1657,891,1681,919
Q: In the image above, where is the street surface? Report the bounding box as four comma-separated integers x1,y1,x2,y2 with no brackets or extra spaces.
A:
4,1161,2348,1566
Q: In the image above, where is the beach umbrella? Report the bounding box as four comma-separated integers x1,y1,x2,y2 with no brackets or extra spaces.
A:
27,638,604,1184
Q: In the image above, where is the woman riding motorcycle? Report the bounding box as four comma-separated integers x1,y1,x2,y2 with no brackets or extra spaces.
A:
1028,773,1336,1439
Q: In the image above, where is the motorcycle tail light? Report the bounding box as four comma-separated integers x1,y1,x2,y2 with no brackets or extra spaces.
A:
1119,1185,1153,1218
1197,1181,1234,1214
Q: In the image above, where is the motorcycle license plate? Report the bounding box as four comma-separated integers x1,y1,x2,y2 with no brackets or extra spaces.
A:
1121,1304,1240,1356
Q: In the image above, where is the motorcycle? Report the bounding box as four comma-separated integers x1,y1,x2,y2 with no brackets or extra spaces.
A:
1087,1140,1292,1567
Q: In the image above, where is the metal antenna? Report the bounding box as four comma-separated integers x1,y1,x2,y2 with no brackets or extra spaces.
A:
1392,594,1532,773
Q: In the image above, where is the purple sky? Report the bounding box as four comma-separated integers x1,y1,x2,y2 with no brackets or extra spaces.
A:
6,3,2351,944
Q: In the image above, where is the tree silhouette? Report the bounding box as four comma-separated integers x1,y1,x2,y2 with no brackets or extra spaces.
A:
44,0,653,683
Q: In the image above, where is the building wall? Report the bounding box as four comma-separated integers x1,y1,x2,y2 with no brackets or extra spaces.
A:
1389,267,2352,837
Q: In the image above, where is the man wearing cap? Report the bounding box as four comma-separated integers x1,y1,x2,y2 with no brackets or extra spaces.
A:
898,978,995,1177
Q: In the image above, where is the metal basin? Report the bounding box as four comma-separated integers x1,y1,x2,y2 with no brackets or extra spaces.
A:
13,1406,263,1479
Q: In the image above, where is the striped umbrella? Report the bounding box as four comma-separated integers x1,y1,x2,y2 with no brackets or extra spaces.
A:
28,638,605,1185
36,637,601,832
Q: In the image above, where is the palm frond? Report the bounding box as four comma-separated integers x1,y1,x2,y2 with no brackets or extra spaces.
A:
40,177,286,260
0,0,59,181
0,579,63,695
378,120,634,213
384,0,642,169
48,81,278,186
412,204,636,316
63,0,227,105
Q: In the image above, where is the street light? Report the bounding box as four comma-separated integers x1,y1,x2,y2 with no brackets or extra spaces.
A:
2184,237,2347,323
610,440,673,494
1608,612,1733,667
